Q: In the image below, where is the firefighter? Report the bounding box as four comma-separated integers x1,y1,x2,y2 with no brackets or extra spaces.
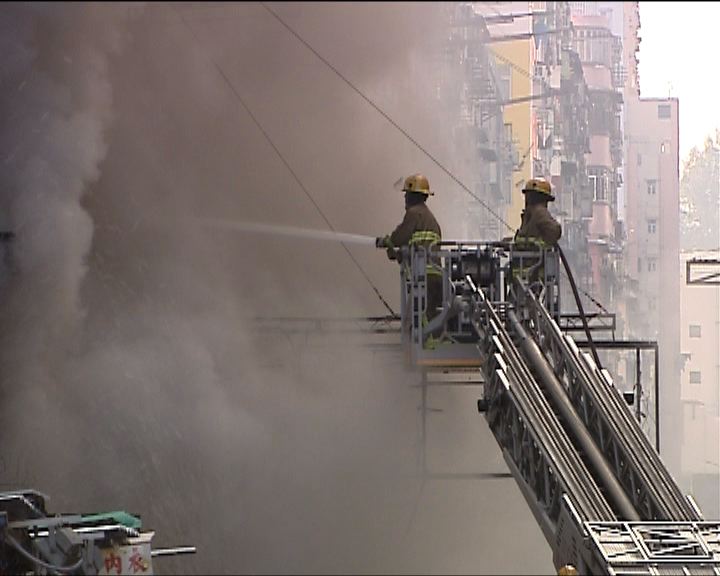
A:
376,174,443,324
516,178,562,244
512,178,561,290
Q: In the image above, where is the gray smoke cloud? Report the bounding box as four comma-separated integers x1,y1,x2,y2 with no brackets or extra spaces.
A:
0,3,134,483
0,3,551,574
0,3,117,379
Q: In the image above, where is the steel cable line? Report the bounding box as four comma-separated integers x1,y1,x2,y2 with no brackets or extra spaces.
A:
260,3,619,324
174,7,397,316
488,48,533,80
260,2,515,234
579,287,611,315
180,4,612,323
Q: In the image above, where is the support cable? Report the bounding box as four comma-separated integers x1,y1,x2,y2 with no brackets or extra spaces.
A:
260,2,515,234
579,287,611,315
180,5,616,332
175,8,397,316
488,48,533,80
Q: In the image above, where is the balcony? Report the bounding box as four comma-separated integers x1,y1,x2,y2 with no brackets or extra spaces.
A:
583,64,612,91
589,202,615,238
586,134,612,168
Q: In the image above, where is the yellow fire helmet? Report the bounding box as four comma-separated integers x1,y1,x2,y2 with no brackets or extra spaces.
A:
522,178,555,201
402,174,433,196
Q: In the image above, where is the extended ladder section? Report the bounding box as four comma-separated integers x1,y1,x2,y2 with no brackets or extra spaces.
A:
402,242,720,575
517,284,698,522
472,285,616,572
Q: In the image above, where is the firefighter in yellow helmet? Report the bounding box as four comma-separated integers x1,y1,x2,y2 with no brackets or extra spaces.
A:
516,178,562,244
376,174,443,322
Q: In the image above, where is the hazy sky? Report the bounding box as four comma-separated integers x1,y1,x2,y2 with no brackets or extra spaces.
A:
638,2,720,162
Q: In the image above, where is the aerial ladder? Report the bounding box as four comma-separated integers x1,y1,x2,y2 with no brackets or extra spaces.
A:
400,239,720,575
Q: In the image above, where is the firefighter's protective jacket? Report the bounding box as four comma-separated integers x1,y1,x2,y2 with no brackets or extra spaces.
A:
386,203,442,274
516,203,561,244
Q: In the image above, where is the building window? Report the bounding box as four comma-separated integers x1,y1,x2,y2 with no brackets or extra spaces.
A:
638,258,642,273
648,298,656,311
689,371,702,385
660,142,667,154
647,258,657,272
589,171,608,201
689,324,702,338
637,153,642,166
647,219,657,234
497,63,511,102
658,103,671,119
647,180,656,195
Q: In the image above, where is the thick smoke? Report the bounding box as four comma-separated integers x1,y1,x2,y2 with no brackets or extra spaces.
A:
0,2,131,482
0,3,550,574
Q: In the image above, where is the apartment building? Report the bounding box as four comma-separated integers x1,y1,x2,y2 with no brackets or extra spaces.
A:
679,250,720,517
624,95,682,476
443,3,517,240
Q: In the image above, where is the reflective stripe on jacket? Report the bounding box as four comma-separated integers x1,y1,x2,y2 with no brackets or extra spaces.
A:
388,203,442,275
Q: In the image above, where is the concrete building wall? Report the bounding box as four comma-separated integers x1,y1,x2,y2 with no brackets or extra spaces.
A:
625,96,682,477
570,2,624,312
494,38,534,229
679,250,720,518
